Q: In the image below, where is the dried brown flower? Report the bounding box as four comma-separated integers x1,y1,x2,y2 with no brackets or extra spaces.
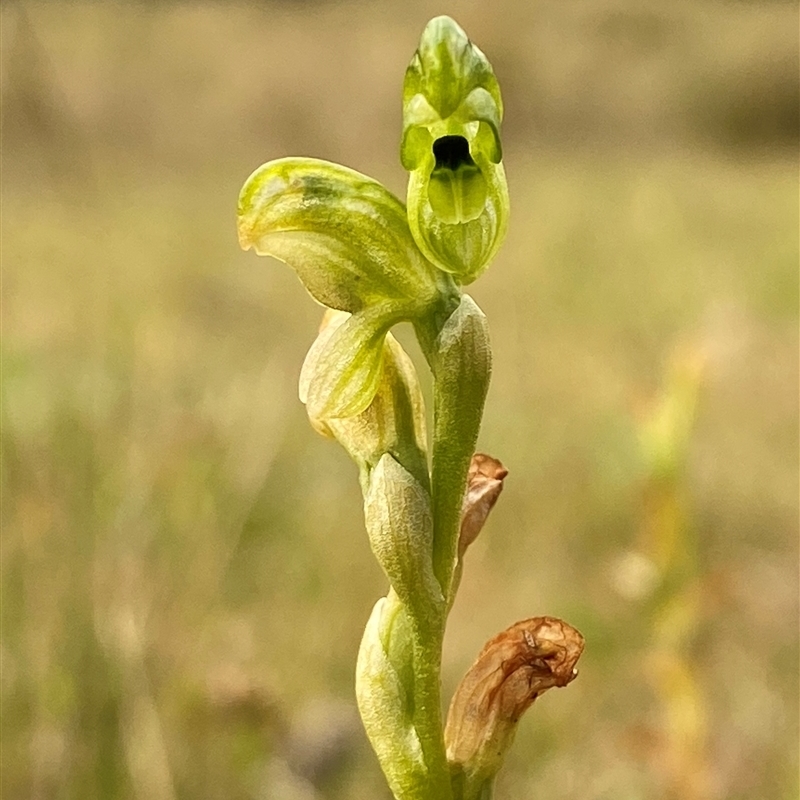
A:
445,616,584,791
459,454,508,556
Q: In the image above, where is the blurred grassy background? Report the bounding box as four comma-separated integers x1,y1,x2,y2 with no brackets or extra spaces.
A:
2,1,797,798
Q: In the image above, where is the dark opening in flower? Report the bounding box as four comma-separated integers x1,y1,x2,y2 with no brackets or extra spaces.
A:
433,135,474,171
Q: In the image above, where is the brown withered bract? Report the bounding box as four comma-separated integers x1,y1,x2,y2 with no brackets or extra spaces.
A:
445,616,584,781
459,454,508,556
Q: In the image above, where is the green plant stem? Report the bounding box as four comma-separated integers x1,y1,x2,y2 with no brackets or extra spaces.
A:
408,613,453,799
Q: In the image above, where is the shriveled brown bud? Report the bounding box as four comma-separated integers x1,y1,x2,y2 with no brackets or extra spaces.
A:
445,617,584,797
459,453,508,556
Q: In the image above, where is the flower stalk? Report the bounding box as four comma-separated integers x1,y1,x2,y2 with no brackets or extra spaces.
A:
237,16,583,799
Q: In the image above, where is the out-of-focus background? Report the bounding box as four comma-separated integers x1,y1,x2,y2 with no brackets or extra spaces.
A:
2,1,797,798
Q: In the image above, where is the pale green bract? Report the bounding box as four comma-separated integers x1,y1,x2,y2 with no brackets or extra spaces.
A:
402,16,509,283
300,311,429,492
356,595,430,800
365,454,444,619
297,303,391,419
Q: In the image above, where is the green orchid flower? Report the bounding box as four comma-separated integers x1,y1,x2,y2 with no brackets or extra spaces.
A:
402,16,509,283
238,157,454,419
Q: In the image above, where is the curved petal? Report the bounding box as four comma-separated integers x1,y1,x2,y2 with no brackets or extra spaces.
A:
238,158,439,314
299,305,392,420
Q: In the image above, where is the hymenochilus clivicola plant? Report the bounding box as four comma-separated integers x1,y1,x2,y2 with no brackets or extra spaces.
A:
237,16,584,800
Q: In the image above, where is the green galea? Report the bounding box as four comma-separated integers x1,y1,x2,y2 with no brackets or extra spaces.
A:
402,16,510,284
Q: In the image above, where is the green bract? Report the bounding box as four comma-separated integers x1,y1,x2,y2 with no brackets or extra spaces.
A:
402,16,509,283
356,595,429,800
365,454,444,619
301,310,429,491
297,303,391,419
